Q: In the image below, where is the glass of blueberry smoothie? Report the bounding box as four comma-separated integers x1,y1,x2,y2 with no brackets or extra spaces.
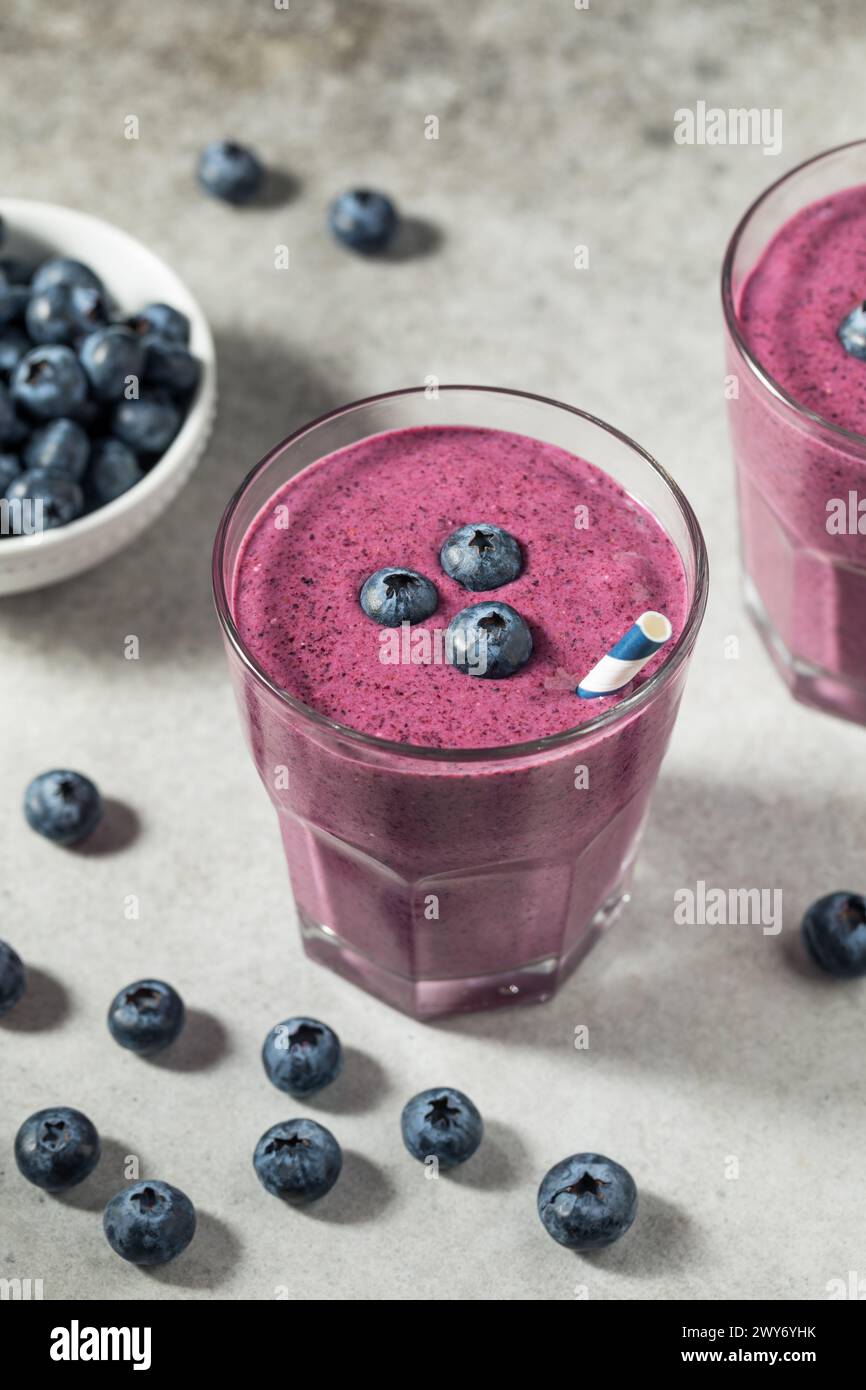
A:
723,140,866,724
213,387,707,1018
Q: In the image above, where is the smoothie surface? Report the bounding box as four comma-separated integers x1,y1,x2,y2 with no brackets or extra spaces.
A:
738,182,866,435
232,425,688,747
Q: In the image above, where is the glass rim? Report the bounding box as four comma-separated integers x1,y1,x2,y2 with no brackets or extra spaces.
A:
721,137,866,450
212,384,709,763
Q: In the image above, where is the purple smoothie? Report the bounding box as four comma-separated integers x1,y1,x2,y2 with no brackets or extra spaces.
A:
728,178,866,720
225,420,698,1017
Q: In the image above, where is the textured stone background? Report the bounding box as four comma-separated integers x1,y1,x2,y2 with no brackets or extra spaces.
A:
1,0,865,1301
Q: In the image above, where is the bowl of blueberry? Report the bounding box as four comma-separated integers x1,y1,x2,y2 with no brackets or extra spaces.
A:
0,198,216,594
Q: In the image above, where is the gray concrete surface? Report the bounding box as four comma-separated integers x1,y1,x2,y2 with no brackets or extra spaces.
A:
1,0,864,1300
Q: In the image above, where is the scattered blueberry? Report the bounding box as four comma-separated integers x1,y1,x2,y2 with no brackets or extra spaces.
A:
143,337,201,395
838,302,866,360
197,140,265,204
79,326,144,401
0,325,32,375
537,1152,638,1251
5,468,84,530
447,602,533,678
329,190,398,253
24,418,90,481
359,566,438,626
12,345,88,420
253,1119,343,1202
107,979,185,1055
23,769,103,845
0,381,27,446
31,256,103,296
15,1107,101,1193
0,451,20,493
112,392,181,454
0,939,26,1016
400,1087,483,1169
25,284,107,345
103,1180,196,1265
262,1016,343,1097
129,302,190,345
802,892,866,978
88,437,143,505
440,522,523,591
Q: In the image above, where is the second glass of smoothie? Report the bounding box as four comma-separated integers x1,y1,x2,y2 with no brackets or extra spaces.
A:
214,387,707,1019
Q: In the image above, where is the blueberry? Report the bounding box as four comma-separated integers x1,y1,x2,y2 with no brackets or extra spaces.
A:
440,522,523,591
537,1152,638,1251
15,1107,101,1193
802,892,866,978
0,325,32,376
197,140,264,204
5,468,84,530
400,1087,483,1169
838,302,866,360
12,346,88,419
359,567,438,626
79,325,145,401
0,939,26,1016
253,1119,342,1202
142,336,201,396
24,769,103,845
0,452,20,494
128,302,190,345
447,602,533,678
24,418,90,481
0,257,33,286
31,256,103,296
0,381,27,446
0,274,28,328
112,392,181,454
262,1017,343,1097
329,190,398,253
87,437,143,506
26,284,107,345
107,979,185,1055
103,1180,196,1265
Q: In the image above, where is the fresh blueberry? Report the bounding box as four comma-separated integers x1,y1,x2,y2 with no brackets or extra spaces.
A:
128,302,190,345
0,325,32,376
26,284,107,345
329,190,398,253
112,392,181,454
15,1107,101,1193
253,1118,342,1202
838,302,866,360
359,566,438,626
0,452,20,493
12,346,88,419
103,1180,196,1265
24,418,90,481
0,257,33,286
0,939,26,1016
197,140,264,204
142,337,201,396
802,892,866,978
107,979,185,1055
0,381,27,446
0,274,29,327
400,1087,483,1169
262,1017,343,1097
5,468,84,530
447,601,533,678
537,1152,638,1251
79,326,145,401
31,256,103,296
87,437,143,506
440,522,523,591
23,769,103,845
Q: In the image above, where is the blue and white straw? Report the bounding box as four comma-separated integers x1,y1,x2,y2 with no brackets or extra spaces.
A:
577,611,672,699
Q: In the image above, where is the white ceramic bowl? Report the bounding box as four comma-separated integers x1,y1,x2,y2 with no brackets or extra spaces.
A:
0,199,217,594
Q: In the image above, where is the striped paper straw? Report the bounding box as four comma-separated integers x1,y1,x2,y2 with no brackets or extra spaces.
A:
577,611,672,699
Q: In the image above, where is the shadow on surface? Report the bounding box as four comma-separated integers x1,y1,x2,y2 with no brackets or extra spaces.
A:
147,1008,230,1073
576,1191,698,1280
300,1150,395,1225
57,1138,140,1213
78,799,141,856
306,1046,388,1115
0,966,70,1033
143,1210,242,1290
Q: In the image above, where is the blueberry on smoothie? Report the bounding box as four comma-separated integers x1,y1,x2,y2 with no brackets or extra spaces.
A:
537,1152,638,1251
24,769,103,844
447,601,532,678
24,418,90,480
87,437,143,506
5,468,83,529
31,256,103,296
802,892,866,978
128,302,190,345
108,979,186,1055
400,1087,483,1169
112,392,181,454
0,939,26,1016
262,1016,343,1097
253,1118,343,1202
838,301,866,361
79,326,145,401
197,140,264,204
12,346,88,419
359,566,438,626
328,190,398,254
440,522,523,591
15,1107,101,1192
103,1180,196,1265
